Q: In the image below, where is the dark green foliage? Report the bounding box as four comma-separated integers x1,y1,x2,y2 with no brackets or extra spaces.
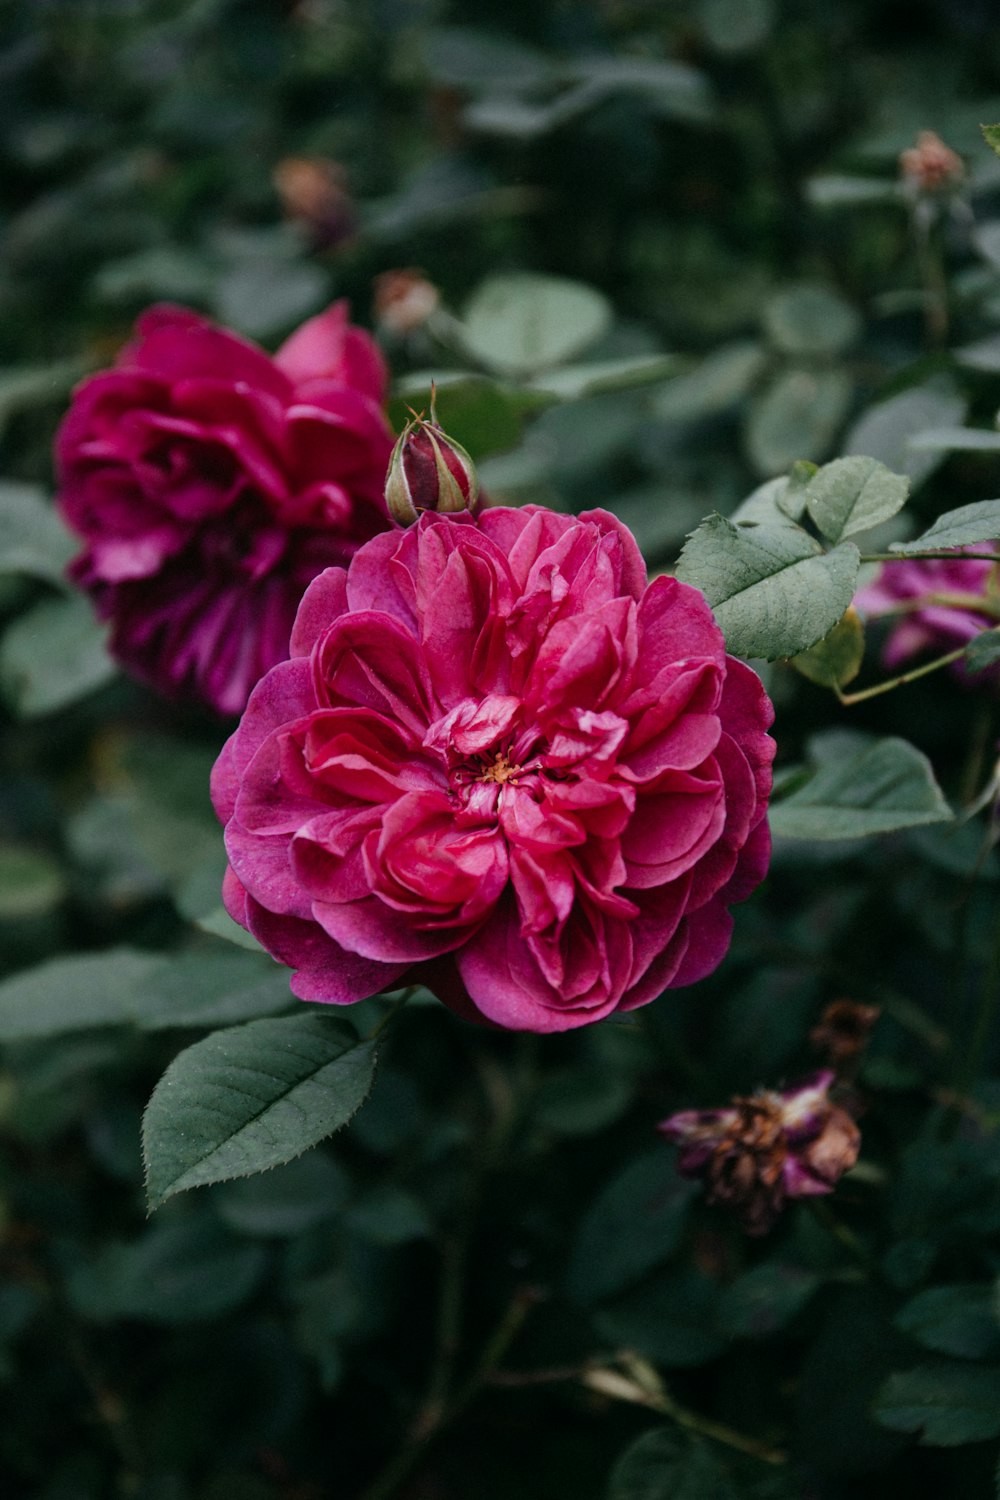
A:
4,3,1000,1498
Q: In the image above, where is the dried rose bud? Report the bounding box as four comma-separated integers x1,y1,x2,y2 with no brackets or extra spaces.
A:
273,156,357,249
899,131,964,193
810,999,880,1070
374,269,440,336
385,407,479,525
659,1072,860,1236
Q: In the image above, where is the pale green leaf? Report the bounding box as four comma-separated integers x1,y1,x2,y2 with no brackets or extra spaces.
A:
982,123,1000,160
805,456,910,543
888,500,1000,554
770,736,952,841
0,593,116,716
745,367,853,477
675,514,860,660
0,482,74,584
456,273,612,377
763,284,861,358
0,949,161,1040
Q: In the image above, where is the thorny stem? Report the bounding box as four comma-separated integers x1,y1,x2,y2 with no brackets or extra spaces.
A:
581,1353,787,1466
368,986,416,1042
836,644,968,705
357,1288,538,1500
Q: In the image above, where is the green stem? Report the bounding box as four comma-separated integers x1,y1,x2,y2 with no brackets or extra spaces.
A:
357,1289,536,1500
368,986,416,1042
836,644,968,705
582,1357,786,1466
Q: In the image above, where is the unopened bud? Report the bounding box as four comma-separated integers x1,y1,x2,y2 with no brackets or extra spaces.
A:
374,269,440,336
273,156,357,249
899,131,964,194
385,405,479,526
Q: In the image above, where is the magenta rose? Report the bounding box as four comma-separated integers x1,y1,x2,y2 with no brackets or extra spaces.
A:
211,507,775,1032
56,301,394,715
855,551,997,676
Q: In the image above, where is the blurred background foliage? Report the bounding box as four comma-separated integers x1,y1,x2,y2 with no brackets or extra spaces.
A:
5,1,1000,1497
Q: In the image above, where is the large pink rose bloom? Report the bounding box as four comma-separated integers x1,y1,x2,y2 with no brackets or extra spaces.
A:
211,508,775,1032
56,301,394,715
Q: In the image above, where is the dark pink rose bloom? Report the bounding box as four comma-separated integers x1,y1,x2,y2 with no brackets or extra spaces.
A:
660,1071,860,1235
211,507,775,1033
855,552,997,676
56,301,394,715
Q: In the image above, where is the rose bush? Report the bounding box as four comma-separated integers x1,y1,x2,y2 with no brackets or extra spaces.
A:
212,506,774,1032
56,301,394,715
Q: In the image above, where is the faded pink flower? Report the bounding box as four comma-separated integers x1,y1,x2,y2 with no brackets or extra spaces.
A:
660,1072,860,1235
211,507,774,1032
855,552,998,675
56,301,394,715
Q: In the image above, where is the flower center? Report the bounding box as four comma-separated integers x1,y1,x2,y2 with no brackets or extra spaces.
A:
477,751,521,785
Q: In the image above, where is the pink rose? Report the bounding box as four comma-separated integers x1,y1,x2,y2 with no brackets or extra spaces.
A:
211,507,775,1033
56,301,394,715
855,552,997,676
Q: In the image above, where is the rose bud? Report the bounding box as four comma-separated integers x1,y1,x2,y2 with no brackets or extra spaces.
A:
810,998,880,1071
899,130,964,194
659,1072,860,1236
385,406,479,525
374,269,440,337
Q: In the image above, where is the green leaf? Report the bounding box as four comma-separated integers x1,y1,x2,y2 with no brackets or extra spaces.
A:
143,1014,379,1209
675,514,860,660
806,174,903,209
68,1217,267,1324
895,1285,1000,1361
455,274,612,377
805,456,910,544
874,1362,1000,1445
908,427,1000,453
770,735,952,841
888,500,1000,555
763,284,861,358
792,606,865,688
982,123,1000,160
652,341,766,423
608,1427,737,1500
594,1270,726,1367
745,367,852,477
966,630,1000,673
390,372,554,459
0,593,116,716
953,333,1000,372
0,949,161,1041
0,844,67,920
565,1150,696,1304
0,482,74,584
843,382,967,489
965,627,1000,675
214,1152,349,1237
527,353,683,400
717,1263,820,1338
0,358,90,438
131,948,293,1030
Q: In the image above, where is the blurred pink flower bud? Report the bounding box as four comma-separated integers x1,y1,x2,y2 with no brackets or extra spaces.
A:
374,269,441,336
899,131,964,193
